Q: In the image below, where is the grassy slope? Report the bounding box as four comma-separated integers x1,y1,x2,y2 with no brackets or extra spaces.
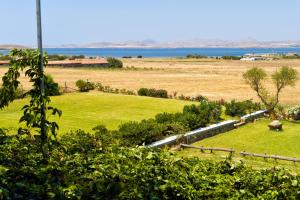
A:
0,92,193,134
178,119,300,171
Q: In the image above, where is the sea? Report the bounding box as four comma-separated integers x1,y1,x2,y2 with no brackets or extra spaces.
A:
1,47,300,58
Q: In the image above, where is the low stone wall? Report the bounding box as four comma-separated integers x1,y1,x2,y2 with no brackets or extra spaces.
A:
241,110,267,123
148,110,268,148
148,135,182,148
184,120,238,144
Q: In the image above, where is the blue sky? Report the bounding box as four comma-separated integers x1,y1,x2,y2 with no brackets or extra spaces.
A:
1,0,300,46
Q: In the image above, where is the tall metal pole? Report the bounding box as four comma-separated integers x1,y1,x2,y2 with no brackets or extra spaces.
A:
36,0,46,142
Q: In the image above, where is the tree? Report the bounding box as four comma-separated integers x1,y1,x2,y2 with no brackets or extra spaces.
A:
243,66,298,116
0,49,62,160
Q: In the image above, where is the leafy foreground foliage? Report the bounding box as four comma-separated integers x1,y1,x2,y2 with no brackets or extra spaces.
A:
1,131,300,200
0,49,62,160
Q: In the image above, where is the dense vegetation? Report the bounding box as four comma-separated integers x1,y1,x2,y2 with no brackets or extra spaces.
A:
1,130,300,199
186,54,208,59
224,100,262,117
222,56,242,60
287,106,300,120
138,88,168,98
107,57,123,68
75,80,95,92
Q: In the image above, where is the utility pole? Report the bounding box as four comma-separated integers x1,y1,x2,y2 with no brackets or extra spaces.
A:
36,0,46,143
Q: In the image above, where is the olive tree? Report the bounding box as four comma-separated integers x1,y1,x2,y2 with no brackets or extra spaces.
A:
243,66,298,116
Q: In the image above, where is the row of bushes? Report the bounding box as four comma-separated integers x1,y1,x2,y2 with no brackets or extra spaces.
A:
115,101,222,146
186,54,208,59
222,56,242,60
137,88,168,98
224,100,263,117
96,83,135,95
1,130,300,199
75,80,135,95
122,55,143,58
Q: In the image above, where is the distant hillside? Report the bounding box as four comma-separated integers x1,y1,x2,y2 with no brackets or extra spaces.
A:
58,39,300,49
0,44,29,50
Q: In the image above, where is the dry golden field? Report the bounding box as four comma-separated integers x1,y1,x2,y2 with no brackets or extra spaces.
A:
1,58,300,105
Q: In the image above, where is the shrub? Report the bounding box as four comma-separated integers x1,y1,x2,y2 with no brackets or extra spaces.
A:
118,120,166,146
222,56,241,60
287,106,300,120
225,100,248,117
183,101,222,123
70,55,85,60
225,100,262,117
137,87,149,96
186,54,208,59
137,88,168,98
193,95,208,102
45,75,61,96
75,80,95,92
155,101,222,130
107,57,123,68
154,89,168,98
47,54,68,61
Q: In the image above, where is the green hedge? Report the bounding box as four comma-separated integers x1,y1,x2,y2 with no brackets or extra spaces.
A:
138,88,168,98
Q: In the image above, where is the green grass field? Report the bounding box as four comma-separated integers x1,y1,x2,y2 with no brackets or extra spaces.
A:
178,119,300,171
0,92,193,134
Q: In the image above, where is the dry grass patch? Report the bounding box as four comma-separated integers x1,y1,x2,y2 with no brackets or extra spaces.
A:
1,58,299,105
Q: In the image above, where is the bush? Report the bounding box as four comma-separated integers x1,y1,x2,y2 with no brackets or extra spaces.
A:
287,106,300,120
193,95,208,102
186,54,208,59
225,100,262,117
225,100,248,117
45,75,61,96
222,56,241,60
118,120,166,146
107,57,123,68
137,87,149,96
183,101,222,123
69,55,85,60
137,88,168,98
47,54,68,61
75,80,95,92
155,101,222,130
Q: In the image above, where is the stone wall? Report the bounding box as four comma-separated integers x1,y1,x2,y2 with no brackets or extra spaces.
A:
148,110,267,148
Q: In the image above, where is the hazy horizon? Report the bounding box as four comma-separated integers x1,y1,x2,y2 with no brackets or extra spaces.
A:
1,0,300,46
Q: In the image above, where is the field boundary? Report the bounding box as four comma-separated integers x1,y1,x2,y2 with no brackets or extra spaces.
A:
149,110,267,148
181,144,300,164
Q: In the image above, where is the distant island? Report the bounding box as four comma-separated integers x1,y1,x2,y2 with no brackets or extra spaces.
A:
2,39,300,49
0,44,28,50
54,38,300,49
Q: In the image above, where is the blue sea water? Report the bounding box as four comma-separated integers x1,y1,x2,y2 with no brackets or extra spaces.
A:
1,48,300,58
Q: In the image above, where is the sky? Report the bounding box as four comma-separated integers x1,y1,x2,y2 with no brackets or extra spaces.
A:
1,0,300,46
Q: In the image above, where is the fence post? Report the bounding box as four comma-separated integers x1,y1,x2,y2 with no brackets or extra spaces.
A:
64,81,67,93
